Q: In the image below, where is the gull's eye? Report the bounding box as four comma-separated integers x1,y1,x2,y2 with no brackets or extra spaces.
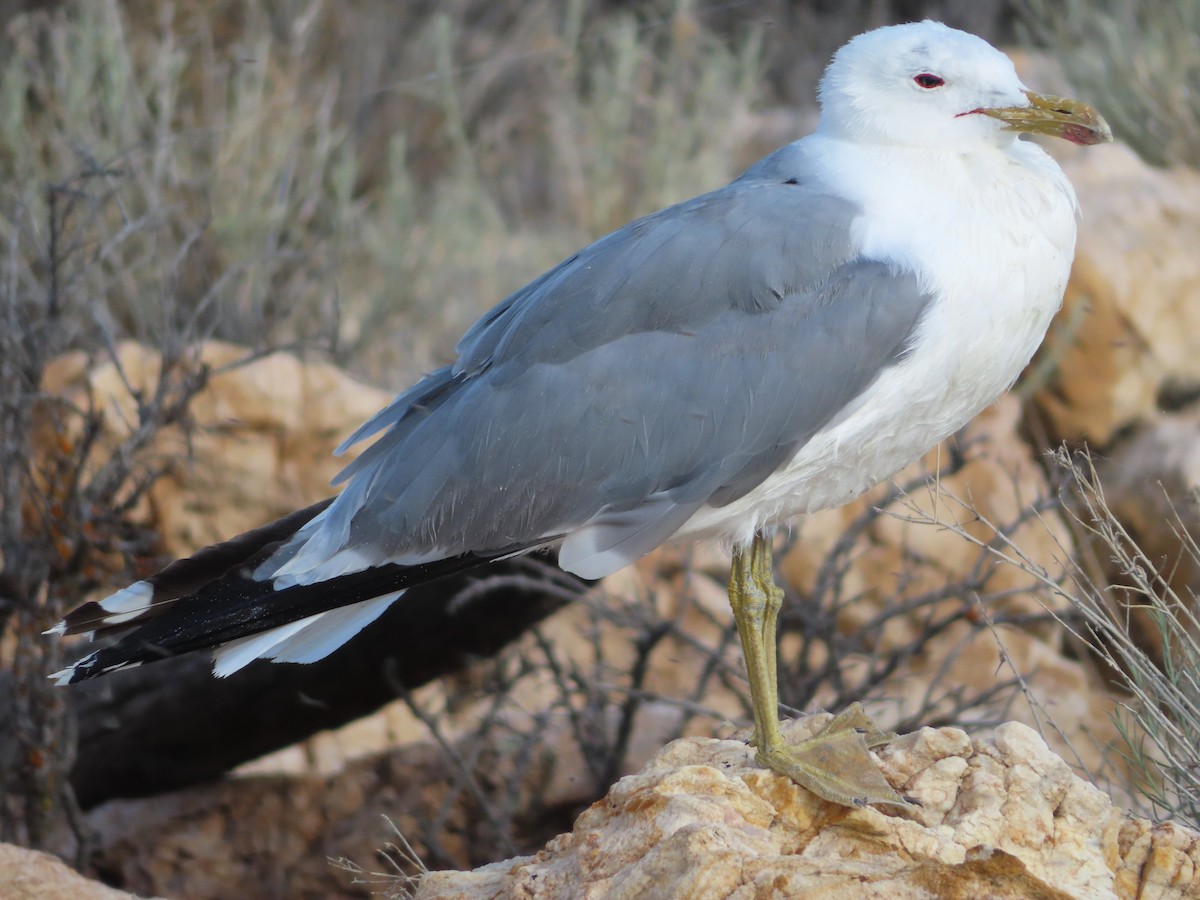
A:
913,73,945,89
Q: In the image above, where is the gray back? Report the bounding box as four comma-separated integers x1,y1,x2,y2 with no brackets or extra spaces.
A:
274,149,935,579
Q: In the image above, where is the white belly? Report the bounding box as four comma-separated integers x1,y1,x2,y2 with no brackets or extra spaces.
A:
676,136,1078,547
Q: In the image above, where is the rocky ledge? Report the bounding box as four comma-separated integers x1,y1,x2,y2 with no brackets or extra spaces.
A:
417,716,1199,900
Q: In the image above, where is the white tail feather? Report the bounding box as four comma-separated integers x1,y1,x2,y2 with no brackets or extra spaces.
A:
212,618,313,677
211,592,402,677
268,592,401,664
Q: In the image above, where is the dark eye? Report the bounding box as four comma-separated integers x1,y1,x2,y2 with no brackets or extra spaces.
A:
914,73,945,89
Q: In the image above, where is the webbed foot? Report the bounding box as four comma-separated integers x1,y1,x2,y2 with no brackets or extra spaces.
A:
754,703,912,809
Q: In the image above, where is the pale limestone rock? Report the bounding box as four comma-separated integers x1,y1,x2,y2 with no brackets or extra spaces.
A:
85,740,458,898
0,843,146,900
415,719,1192,900
1036,143,1200,443
1116,819,1200,899
40,340,392,556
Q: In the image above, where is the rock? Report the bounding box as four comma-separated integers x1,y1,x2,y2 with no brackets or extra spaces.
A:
0,843,146,900
40,339,393,556
83,719,601,899
85,739,457,899
1035,143,1200,444
1095,408,1200,604
1116,819,1200,900
415,718,1192,900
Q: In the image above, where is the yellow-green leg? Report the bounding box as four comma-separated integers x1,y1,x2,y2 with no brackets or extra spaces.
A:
728,531,912,809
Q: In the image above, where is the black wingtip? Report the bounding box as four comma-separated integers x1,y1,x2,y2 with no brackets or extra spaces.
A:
50,546,529,684
56,499,338,639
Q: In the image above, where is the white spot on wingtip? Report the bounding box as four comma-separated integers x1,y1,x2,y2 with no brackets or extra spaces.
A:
43,622,66,637
92,608,148,627
97,581,154,616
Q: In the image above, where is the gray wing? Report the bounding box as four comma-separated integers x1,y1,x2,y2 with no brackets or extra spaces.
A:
273,172,934,581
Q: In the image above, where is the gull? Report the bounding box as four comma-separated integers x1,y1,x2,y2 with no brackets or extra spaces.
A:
48,21,1110,809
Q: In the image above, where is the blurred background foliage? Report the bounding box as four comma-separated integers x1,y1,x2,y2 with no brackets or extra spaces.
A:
1,0,1193,389
1018,0,1200,168
0,0,1021,387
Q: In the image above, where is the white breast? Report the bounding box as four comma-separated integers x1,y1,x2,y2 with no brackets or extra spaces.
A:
678,135,1079,547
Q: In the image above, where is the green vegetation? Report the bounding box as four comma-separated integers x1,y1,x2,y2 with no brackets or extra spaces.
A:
1020,0,1200,167
1054,452,1200,825
0,0,768,381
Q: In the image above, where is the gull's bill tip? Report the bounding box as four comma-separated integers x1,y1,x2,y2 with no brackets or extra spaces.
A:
971,90,1113,146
